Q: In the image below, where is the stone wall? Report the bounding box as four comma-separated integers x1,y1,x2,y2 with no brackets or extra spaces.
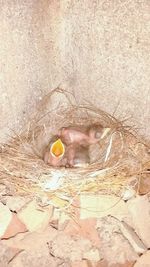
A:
0,0,150,141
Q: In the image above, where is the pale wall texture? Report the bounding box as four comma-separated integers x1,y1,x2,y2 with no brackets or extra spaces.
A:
0,0,150,141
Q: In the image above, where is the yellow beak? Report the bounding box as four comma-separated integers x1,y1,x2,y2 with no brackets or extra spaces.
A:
50,139,65,158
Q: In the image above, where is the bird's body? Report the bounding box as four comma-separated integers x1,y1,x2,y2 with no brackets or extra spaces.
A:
43,124,110,168
58,124,103,146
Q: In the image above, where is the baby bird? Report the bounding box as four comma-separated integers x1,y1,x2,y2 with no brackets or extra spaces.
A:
73,147,90,167
43,125,110,168
43,138,66,167
44,139,89,168
65,144,90,168
58,124,105,146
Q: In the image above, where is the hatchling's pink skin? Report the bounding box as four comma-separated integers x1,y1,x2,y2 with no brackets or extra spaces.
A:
43,149,67,167
58,125,103,146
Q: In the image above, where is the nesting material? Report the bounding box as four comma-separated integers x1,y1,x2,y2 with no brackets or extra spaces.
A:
0,88,150,209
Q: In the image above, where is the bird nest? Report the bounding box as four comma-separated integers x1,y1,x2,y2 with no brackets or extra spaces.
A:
0,88,150,209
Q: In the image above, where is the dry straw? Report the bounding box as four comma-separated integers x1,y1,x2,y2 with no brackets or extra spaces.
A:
0,88,150,209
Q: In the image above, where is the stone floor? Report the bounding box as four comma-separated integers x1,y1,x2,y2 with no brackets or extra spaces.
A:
0,186,150,267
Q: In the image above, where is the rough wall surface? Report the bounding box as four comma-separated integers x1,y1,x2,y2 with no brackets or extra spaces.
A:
0,0,150,141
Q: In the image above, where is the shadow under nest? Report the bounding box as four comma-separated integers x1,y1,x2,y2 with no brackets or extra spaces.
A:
0,88,150,209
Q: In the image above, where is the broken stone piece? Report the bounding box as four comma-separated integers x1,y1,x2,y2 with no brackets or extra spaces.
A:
83,248,101,262
50,233,92,262
0,202,12,237
134,250,150,267
9,247,61,267
120,222,147,254
126,195,150,248
2,214,27,239
95,260,135,267
2,226,57,252
96,216,138,265
18,200,53,232
2,196,31,212
3,226,61,267
64,218,100,248
80,195,128,221
0,241,20,267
